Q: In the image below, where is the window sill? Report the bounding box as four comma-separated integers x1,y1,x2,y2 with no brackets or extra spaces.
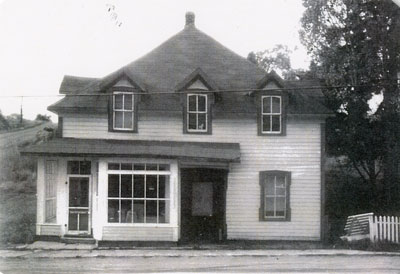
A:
260,217,290,222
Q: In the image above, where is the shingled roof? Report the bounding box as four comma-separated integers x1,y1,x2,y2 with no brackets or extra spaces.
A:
50,12,330,115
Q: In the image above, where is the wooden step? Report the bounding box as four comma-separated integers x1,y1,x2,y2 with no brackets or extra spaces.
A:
61,235,96,244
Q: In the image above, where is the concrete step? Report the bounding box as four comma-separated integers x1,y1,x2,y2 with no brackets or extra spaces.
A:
61,235,96,244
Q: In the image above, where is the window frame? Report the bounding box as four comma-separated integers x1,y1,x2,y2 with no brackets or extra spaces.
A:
106,162,172,225
257,92,287,136
183,93,212,134
109,91,138,133
259,170,291,222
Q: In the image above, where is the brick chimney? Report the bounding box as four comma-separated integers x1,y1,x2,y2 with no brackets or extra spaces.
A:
185,12,195,27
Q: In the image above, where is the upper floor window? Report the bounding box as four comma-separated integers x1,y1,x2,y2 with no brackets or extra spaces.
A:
113,92,135,131
262,95,281,134
187,94,208,133
259,170,291,221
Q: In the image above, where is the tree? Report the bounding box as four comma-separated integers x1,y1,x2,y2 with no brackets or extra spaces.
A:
300,0,400,210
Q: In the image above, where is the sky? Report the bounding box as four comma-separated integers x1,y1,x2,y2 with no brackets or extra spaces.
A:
0,0,310,120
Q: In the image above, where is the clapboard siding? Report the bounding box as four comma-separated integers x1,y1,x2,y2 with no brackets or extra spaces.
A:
64,113,322,240
39,224,61,236
102,226,175,241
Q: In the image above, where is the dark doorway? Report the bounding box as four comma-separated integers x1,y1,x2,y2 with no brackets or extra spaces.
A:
180,168,227,243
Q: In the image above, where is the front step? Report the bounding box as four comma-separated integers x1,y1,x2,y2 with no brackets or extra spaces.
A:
61,235,96,244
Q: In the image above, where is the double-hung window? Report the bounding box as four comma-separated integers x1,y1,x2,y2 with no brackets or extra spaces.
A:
187,94,208,132
261,95,281,134
107,163,171,224
113,92,134,131
260,171,290,221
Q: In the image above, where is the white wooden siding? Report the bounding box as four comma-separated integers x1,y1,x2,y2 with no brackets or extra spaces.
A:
102,226,176,241
63,113,322,241
38,224,62,236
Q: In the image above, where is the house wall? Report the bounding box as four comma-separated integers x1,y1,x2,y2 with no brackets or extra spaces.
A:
62,112,323,241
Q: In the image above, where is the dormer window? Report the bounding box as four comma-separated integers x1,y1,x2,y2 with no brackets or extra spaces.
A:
112,91,136,131
261,95,281,134
187,94,208,132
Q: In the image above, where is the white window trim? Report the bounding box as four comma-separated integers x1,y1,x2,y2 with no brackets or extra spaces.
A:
261,95,282,134
113,91,134,131
187,93,208,132
106,162,172,226
264,175,287,219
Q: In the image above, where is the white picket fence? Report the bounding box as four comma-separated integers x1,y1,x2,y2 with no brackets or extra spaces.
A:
369,215,400,244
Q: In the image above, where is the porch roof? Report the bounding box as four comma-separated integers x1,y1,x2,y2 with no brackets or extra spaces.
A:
20,138,241,163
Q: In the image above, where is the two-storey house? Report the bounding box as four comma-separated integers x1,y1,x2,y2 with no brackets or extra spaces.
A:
22,12,331,244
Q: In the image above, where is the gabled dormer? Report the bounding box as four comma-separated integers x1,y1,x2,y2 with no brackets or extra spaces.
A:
176,68,218,135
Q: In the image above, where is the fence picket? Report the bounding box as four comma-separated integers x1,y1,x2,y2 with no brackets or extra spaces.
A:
396,217,399,243
379,216,383,241
391,216,395,242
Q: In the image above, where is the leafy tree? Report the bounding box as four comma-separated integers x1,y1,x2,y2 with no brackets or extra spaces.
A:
35,114,51,122
300,0,400,210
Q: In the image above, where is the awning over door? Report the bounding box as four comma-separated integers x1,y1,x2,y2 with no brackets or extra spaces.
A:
21,138,240,163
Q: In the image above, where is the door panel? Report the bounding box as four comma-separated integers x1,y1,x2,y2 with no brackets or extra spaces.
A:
68,177,90,233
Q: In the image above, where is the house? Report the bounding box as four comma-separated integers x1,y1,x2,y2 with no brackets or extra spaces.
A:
21,12,331,244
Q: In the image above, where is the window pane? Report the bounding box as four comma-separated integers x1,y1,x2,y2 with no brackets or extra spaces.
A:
276,197,286,216
198,114,206,130
262,115,271,132
133,200,144,223
276,187,286,196
146,175,157,198
79,213,89,231
68,212,78,230
159,200,169,223
272,97,281,113
188,113,196,129
134,164,145,170
114,111,123,128
114,94,123,109
121,175,132,198
265,197,275,217
133,175,145,198
121,200,132,223
108,174,119,197
263,97,271,113
108,163,120,170
265,181,275,195
80,161,91,175
108,200,119,223
67,161,80,174
198,95,206,111
146,164,158,171
271,115,281,132
123,112,133,129
188,95,196,111
158,164,169,171
121,163,132,170
146,200,157,223
159,175,169,198
124,94,133,110
276,176,285,188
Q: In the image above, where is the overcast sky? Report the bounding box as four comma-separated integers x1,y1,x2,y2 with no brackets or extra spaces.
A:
0,0,309,120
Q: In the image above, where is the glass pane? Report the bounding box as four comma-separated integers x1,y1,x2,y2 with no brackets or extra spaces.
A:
265,197,274,217
146,200,157,223
108,163,120,170
198,95,206,111
276,197,286,216
121,163,132,170
69,178,89,207
188,95,196,111
276,175,285,188
272,97,281,113
159,175,169,198
79,213,88,231
265,181,275,196
121,200,133,223
67,161,80,174
159,200,169,223
114,111,123,128
133,200,144,223
114,94,123,109
262,115,271,132
124,94,133,110
146,164,158,171
276,187,286,196
133,175,145,198
121,175,132,198
198,114,206,130
123,112,133,129
271,115,281,132
158,164,169,171
133,164,145,170
79,178,89,207
263,97,271,113
80,161,91,175
188,113,196,129
146,175,158,198
68,212,78,230
108,200,119,223
108,174,120,198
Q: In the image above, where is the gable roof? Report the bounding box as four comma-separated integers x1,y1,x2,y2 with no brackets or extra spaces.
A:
50,13,331,115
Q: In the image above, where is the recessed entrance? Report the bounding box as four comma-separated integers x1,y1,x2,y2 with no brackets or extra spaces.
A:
180,168,227,243
68,176,90,234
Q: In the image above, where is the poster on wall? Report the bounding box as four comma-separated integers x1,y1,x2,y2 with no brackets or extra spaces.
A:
192,182,213,216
